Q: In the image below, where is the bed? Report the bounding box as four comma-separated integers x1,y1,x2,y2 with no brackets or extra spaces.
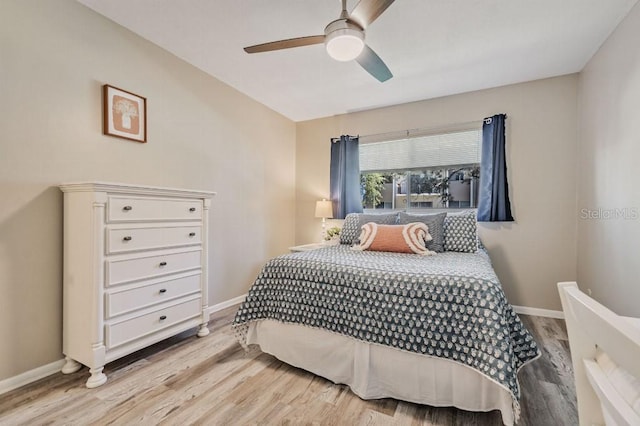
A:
232,212,540,425
558,282,640,426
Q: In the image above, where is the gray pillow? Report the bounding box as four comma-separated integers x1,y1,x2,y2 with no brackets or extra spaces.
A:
340,212,399,245
340,213,362,245
398,212,446,253
444,210,478,253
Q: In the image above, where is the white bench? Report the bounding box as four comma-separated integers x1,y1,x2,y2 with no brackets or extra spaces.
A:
558,282,640,426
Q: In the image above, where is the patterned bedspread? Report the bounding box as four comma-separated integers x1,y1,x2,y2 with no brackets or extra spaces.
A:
232,244,540,416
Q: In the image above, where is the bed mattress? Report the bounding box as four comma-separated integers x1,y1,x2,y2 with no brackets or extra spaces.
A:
233,244,540,424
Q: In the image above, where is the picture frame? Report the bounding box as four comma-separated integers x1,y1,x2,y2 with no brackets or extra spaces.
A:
103,84,147,143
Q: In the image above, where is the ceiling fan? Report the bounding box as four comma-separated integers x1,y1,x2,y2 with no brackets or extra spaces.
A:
243,0,395,82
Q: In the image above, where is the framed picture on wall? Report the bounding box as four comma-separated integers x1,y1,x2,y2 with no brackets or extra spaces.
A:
103,84,147,143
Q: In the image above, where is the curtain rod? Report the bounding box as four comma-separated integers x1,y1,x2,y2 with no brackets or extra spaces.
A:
358,119,484,144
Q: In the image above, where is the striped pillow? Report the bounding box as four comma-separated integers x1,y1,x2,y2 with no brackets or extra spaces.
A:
340,212,399,245
352,222,436,255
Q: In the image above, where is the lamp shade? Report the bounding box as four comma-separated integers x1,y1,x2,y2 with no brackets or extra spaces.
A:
315,199,334,219
325,28,364,62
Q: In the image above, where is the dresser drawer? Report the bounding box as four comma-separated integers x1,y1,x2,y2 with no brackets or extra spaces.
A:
107,250,201,286
108,196,203,223
106,273,201,318
107,226,202,254
105,297,201,349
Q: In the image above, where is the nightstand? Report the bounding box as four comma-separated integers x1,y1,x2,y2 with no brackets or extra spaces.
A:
288,243,328,253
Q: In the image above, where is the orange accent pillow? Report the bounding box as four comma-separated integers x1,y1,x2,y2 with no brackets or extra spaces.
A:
353,222,436,255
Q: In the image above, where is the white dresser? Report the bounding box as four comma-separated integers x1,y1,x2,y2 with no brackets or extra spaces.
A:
59,182,215,388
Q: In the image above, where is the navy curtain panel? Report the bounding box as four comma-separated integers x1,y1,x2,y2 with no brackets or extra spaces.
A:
477,114,514,222
330,135,363,219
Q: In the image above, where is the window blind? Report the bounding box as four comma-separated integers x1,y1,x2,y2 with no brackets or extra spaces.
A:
360,129,481,172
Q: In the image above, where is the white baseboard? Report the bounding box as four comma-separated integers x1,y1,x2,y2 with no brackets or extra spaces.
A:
1,294,248,396
206,298,566,321
207,298,565,320
513,305,564,319
205,297,566,320
0,358,65,396
0,298,558,397
207,293,247,316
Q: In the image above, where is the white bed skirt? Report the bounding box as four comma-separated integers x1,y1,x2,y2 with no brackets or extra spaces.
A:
246,320,515,426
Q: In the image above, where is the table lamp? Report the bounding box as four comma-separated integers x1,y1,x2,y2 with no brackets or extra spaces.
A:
315,199,333,242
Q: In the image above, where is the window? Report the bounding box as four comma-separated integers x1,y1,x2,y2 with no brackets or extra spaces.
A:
360,128,481,212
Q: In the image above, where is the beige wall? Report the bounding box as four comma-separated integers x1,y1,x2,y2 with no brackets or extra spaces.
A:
296,75,579,311
0,0,296,381
577,2,640,316
5,0,635,386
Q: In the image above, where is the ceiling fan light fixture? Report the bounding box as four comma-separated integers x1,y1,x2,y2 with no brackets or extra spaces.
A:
325,28,364,62
244,0,395,82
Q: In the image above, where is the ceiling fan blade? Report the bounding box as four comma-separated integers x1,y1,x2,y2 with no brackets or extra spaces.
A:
244,35,325,54
356,45,392,82
349,0,396,29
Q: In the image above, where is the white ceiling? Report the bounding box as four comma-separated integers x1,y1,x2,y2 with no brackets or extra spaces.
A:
77,0,638,122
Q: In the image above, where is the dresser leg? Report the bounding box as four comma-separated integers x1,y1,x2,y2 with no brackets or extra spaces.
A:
86,367,107,388
61,357,82,374
197,323,210,337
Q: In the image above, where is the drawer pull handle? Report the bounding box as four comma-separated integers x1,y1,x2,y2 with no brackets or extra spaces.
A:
189,232,196,237
123,236,132,241
159,315,167,321
159,289,167,294
189,207,196,212
159,261,167,267
123,206,133,211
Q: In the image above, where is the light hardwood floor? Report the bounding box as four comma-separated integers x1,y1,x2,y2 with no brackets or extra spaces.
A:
0,307,577,425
